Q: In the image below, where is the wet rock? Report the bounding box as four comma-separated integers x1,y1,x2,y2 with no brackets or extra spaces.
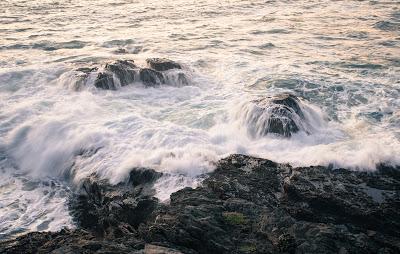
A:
113,48,128,54
139,68,165,87
2,155,399,254
0,229,145,254
144,244,184,254
143,154,400,253
75,58,189,90
71,167,162,237
269,93,304,118
164,72,189,87
146,58,182,71
93,59,138,90
76,67,98,74
104,59,137,86
93,72,116,90
246,93,306,137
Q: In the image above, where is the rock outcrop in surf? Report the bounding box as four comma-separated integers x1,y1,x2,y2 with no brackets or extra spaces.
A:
146,58,182,71
1,155,399,254
74,58,188,90
240,94,312,137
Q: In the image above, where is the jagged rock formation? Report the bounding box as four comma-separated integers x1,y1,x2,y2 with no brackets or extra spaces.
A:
242,94,309,137
146,58,182,71
71,168,162,237
1,155,399,254
139,68,165,87
74,58,187,90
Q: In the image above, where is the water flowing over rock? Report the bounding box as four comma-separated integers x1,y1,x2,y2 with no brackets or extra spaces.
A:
71,167,162,237
139,68,165,87
1,155,399,253
92,60,137,90
74,58,188,90
146,58,182,71
241,94,310,137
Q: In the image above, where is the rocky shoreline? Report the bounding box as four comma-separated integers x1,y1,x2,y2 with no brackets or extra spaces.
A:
1,154,399,254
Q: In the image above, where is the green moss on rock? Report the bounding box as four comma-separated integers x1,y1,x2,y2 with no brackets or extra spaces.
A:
222,212,248,225
239,244,257,253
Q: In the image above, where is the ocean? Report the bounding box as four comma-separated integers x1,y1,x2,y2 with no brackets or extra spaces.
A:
0,0,399,239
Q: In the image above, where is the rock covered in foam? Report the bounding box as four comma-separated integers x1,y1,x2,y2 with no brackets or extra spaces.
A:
243,93,307,137
139,68,165,87
74,58,188,90
146,58,182,71
93,60,137,90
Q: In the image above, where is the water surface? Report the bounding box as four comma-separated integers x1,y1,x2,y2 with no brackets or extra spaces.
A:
0,0,399,239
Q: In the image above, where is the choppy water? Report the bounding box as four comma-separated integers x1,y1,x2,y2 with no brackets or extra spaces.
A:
0,0,399,239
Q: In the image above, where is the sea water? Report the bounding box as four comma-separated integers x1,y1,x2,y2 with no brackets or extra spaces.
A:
0,0,399,239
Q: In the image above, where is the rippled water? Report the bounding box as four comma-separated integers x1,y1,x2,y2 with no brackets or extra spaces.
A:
0,0,399,239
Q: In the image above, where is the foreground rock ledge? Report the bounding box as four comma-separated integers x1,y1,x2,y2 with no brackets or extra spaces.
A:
1,155,399,254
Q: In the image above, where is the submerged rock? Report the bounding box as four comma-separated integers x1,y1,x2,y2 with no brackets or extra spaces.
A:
2,155,399,253
76,67,98,74
244,93,307,137
146,58,182,71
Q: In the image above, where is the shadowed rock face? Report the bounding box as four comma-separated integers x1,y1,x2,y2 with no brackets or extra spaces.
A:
146,58,182,71
104,60,137,86
1,155,399,254
247,94,306,137
71,167,162,238
93,72,116,90
139,68,165,87
93,60,137,90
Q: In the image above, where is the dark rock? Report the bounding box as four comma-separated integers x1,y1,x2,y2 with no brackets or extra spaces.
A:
93,72,116,90
139,68,165,87
93,60,138,90
2,155,399,254
164,72,189,87
247,94,306,137
0,229,145,254
143,155,400,253
146,58,182,71
71,167,162,237
75,58,189,90
76,67,98,74
113,48,128,54
104,59,137,86
269,94,304,119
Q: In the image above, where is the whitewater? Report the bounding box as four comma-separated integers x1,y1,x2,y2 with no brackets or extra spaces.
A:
0,0,399,239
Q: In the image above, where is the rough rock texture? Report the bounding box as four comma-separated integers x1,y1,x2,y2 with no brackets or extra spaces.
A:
139,68,165,87
93,60,137,90
71,167,162,237
146,58,182,71
0,229,146,254
1,155,399,254
75,58,186,90
250,94,306,137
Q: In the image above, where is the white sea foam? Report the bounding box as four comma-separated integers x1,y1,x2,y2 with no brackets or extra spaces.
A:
0,0,399,239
